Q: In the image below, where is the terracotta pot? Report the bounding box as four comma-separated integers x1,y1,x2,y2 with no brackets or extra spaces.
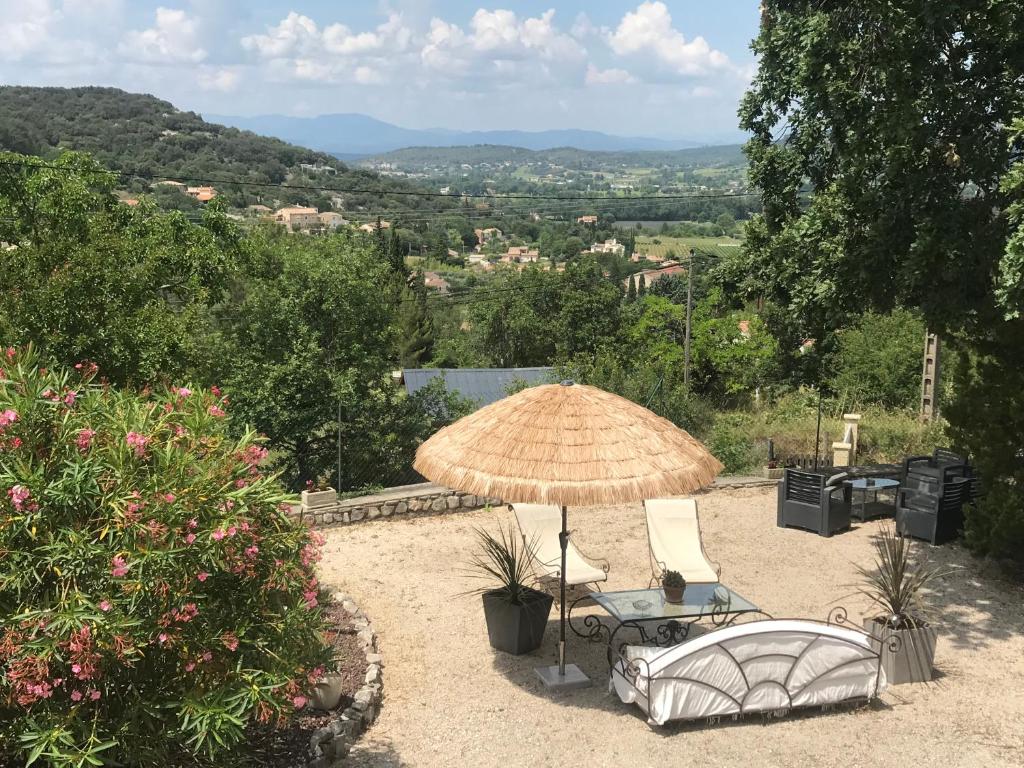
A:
663,585,685,604
309,672,345,710
865,617,937,684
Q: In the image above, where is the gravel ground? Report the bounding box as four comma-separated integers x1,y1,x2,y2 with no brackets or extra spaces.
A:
319,487,1024,768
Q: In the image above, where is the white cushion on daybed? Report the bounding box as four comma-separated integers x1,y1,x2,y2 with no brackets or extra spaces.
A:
610,620,886,725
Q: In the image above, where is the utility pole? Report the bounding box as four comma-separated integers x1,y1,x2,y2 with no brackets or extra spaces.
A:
920,331,942,421
684,248,695,387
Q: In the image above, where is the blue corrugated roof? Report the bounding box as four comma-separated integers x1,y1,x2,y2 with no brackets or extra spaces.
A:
402,368,555,407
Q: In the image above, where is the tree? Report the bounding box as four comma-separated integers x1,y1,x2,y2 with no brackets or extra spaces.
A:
828,310,925,409
397,271,435,367
739,2,1024,563
627,274,637,302
637,274,647,298
0,152,236,387
214,231,397,489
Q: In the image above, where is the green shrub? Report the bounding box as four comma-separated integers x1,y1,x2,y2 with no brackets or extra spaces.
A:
707,414,762,474
963,482,1024,571
0,347,331,767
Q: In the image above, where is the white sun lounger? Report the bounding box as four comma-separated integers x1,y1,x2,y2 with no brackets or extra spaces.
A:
644,498,721,585
511,503,609,588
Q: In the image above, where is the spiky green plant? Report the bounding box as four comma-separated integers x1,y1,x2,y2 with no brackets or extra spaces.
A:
856,525,943,630
465,525,539,605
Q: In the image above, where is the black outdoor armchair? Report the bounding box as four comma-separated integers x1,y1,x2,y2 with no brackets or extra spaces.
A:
896,476,971,545
902,448,969,497
777,469,852,537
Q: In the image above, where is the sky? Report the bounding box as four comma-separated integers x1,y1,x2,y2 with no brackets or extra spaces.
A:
0,1,762,142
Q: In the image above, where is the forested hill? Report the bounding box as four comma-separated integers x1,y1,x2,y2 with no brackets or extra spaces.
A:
0,86,440,213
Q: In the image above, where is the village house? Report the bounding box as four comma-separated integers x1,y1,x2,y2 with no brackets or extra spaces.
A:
358,221,392,233
274,206,321,233
474,227,503,246
185,186,217,202
590,238,626,256
501,246,540,264
247,204,272,217
631,252,666,264
622,264,688,289
577,215,598,224
318,212,349,231
423,271,450,294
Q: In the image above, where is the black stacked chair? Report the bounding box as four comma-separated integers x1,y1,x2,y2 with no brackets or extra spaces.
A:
777,468,852,537
897,448,972,544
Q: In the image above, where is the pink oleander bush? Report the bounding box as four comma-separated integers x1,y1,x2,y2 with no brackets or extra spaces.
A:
0,346,331,767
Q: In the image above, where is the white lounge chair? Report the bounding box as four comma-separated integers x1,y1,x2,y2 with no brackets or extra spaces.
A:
511,503,609,589
644,498,720,586
610,619,888,726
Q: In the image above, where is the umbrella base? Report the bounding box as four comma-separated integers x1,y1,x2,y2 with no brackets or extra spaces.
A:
535,663,591,690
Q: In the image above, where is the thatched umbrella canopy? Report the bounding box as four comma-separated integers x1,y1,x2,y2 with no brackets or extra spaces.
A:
414,381,723,687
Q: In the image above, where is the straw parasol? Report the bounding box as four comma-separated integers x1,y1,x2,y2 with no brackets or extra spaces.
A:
414,380,723,687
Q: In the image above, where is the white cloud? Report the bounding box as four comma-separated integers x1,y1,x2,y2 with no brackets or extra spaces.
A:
197,66,240,92
0,0,61,61
585,64,636,86
421,8,585,84
242,11,412,83
608,1,732,78
119,7,206,64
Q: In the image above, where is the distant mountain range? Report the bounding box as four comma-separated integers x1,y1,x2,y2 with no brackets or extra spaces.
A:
206,112,707,156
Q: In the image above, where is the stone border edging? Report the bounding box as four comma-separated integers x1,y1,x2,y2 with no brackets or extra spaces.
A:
306,591,382,768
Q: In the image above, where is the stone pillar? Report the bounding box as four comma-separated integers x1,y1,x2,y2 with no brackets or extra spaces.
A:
842,414,861,465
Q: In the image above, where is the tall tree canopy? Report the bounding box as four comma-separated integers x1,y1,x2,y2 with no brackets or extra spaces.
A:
739,1,1024,562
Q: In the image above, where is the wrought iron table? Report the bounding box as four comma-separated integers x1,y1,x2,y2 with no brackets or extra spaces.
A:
847,477,900,521
568,584,763,666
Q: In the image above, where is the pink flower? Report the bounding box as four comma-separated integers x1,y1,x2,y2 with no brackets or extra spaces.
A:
98,600,111,612
89,689,101,701
185,661,196,672
226,525,237,537
71,664,81,675
76,429,96,451
163,493,175,503
176,387,192,398
303,590,318,609
7,485,30,511
211,386,221,396
0,409,17,427
202,651,213,662
111,556,129,578
63,391,77,407
292,695,307,709
245,545,259,558
208,405,225,418
4,347,14,360
187,518,198,530
125,431,148,457
158,633,168,644
221,632,239,652
70,690,82,702
234,479,247,489
211,530,225,541
197,572,210,582
184,533,197,545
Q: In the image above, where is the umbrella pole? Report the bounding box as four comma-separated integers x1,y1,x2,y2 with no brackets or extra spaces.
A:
535,504,591,690
558,505,568,676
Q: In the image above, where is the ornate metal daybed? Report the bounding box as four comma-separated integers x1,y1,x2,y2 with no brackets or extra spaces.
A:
610,610,895,726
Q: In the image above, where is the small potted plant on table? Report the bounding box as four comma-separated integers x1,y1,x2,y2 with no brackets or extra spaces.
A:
856,524,943,684
467,525,554,655
661,570,687,604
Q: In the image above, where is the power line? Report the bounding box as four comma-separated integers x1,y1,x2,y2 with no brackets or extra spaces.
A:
0,158,762,203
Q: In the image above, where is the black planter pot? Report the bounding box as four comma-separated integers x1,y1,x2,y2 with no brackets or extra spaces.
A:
481,587,554,655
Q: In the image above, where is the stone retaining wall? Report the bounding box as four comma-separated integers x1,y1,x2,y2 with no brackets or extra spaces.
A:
295,477,779,529
297,484,502,528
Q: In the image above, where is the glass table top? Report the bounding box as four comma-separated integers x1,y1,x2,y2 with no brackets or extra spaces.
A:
848,478,900,490
589,584,758,623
